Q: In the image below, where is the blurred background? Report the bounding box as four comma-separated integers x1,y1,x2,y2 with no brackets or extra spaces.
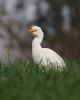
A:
0,0,80,64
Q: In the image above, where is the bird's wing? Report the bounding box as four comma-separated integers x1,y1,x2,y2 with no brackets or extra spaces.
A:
43,48,65,66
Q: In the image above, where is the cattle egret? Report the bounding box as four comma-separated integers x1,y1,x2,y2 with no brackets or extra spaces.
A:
27,26,66,71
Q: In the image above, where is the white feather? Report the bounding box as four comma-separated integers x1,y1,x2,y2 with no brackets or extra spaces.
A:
28,26,66,71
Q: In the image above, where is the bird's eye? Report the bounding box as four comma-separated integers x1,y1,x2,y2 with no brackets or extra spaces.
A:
34,29,37,32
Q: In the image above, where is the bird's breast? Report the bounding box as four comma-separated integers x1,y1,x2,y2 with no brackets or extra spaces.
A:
32,47,43,64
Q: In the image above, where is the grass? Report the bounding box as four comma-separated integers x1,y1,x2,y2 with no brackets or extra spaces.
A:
0,60,80,100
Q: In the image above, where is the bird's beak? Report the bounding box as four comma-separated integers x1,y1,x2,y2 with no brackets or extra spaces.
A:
27,28,37,33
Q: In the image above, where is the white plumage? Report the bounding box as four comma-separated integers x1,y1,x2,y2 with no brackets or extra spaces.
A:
27,26,66,71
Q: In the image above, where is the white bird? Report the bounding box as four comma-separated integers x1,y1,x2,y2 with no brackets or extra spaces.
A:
27,26,66,71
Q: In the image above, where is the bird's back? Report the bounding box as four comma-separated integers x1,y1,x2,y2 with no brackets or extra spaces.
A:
43,48,65,66
36,48,66,70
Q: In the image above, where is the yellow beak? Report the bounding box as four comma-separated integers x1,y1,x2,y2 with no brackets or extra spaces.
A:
27,28,37,33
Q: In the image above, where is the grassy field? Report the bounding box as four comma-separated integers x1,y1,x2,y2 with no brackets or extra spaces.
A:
0,60,80,100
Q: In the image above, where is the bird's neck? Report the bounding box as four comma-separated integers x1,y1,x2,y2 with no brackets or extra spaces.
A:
32,37,43,50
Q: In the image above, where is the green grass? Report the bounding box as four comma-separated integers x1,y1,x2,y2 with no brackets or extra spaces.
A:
0,60,80,100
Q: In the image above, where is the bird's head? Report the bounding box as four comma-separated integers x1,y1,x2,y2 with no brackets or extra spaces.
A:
27,26,43,38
